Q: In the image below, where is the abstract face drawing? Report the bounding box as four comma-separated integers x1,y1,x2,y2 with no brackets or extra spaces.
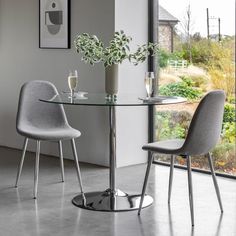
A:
45,0,63,35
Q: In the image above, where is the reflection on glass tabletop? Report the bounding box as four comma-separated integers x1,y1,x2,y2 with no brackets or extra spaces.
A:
40,92,187,106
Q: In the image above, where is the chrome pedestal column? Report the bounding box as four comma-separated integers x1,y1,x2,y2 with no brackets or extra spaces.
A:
72,106,153,211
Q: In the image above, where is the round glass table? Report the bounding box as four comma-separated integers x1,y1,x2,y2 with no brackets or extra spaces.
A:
40,92,186,212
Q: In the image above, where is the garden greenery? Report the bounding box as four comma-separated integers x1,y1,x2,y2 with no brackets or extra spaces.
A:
158,49,184,68
176,37,235,99
74,31,159,67
156,36,235,174
222,104,236,144
155,110,191,141
159,77,202,101
223,104,236,123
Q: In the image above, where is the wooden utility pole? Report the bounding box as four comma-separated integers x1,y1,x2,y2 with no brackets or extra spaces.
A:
218,18,221,42
206,8,210,39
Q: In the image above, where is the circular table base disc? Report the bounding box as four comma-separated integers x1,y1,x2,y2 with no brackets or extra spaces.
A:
72,189,153,212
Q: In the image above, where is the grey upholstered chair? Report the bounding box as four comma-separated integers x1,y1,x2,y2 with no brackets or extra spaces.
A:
138,90,225,226
15,80,84,199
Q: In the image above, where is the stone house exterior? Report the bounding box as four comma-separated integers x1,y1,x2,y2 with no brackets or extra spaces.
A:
159,6,178,52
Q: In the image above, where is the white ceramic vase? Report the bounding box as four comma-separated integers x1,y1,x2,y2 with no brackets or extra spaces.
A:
105,64,118,96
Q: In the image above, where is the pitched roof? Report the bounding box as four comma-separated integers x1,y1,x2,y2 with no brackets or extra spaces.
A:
159,6,178,22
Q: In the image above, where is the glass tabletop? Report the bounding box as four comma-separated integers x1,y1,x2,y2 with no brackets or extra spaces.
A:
40,92,187,106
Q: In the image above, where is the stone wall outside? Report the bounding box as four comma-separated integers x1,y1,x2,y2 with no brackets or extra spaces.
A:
159,25,172,52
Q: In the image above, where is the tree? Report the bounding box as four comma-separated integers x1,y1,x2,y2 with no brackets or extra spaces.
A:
192,32,202,42
180,4,194,63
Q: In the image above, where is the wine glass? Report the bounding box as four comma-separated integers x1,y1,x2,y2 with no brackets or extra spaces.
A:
68,70,78,98
144,72,155,98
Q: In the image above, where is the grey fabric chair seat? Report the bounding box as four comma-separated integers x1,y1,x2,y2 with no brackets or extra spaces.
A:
138,90,225,227
17,124,81,141
15,80,85,200
142,139,185,154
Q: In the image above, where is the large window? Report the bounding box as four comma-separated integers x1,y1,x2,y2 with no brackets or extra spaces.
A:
153,2,235,176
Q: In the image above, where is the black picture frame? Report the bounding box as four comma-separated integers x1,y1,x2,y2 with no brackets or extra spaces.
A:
39,0,70,49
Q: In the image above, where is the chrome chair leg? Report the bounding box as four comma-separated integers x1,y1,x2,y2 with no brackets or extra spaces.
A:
71,139,84,196
168,155,175,204
34,140,40,199
207,152,223,212
15,138,28,187
187,155,194,226
58,141,65,182
138,153,154,215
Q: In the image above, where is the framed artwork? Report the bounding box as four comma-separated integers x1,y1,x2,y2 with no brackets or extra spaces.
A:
39,0,70,49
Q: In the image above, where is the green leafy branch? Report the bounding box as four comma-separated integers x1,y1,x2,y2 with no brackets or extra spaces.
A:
74,31,159,67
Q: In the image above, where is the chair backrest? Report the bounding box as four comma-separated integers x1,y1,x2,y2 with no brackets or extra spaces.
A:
16,80,68,133
182,90,225,156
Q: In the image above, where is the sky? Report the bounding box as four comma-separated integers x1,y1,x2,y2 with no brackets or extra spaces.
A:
159,0,235,37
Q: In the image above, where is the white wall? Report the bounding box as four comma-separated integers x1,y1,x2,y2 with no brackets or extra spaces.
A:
115,0,149,167
0,0,114,166
0,0,148,168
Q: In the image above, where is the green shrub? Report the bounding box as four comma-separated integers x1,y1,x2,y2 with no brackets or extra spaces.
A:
222,122,236,143
155,110,192,141
222,104,235,144
161,124,185,139
159,81,202,100
212,143,236,172
178,38,235,66
179,75,208,91
179,76,194,86
154,108,236,174
185,143,236,173
191,76,208,90
157,116,185,140
212,143,235,158
181,39,211,65
223,104,235,123
159,49,170,68
228,96,236,104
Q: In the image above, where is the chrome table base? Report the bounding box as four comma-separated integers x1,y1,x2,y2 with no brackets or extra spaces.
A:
73,106,153,212
72,189,153,212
